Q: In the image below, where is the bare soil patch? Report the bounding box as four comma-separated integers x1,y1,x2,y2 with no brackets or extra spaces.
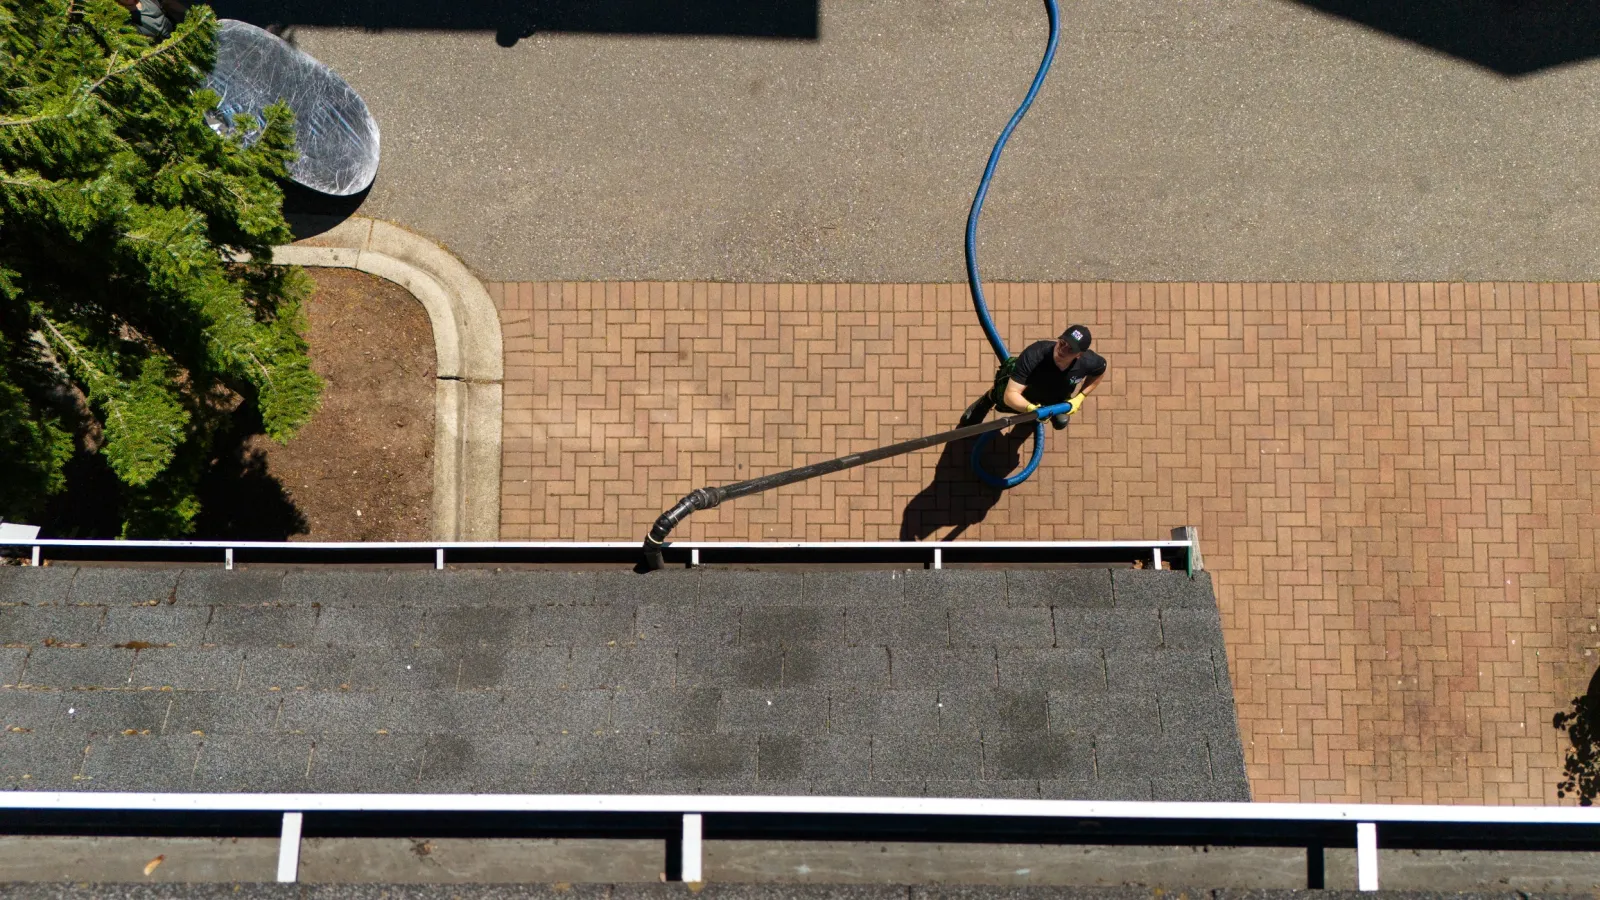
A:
194,267,435,541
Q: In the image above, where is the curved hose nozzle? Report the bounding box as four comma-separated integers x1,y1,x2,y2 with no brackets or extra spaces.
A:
641,487,725,571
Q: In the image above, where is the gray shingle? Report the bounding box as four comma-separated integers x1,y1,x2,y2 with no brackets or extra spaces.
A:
568,647,676,690
1153,777,1250,802
1160,607,1227,648
278,692,392,733
803,570,905,606
924,779,1042,799
890,649,994,689
1104,649,1219,696
280,570,389,607
1049,692,1160,739
718,690,827,734
193,734,313,791
130,649,243,691
949,607,1055,648
346,649,460,691
998,651,1094,697
495,689,614,734
1111,570,1216,608
678,647,783,690
636,603,739,646
313,605,425,648
0,732,86,787
165,691,280,734
597,569,699,606
1052,608,1162,649
457,646,571,690
0,566,77,605
1094,734,1211,779
530,733,651,781
416,733,536,791
80,734,200,790
72,569,179,606
417,606,535,648
781,646,890,689
177,569,282,606
1041,777,1152,800
827,690,940,735
19,648,133,689
238,649,356,691
612,688,720,734
757,734,871,780
0,605,104,647
983,733,1093,780
649,734,756,779
903,570,1005,606
54,690,171,735
0,647,24,684
937,689,1048,733
0,688,65,731
528,604,638,647
204,606,319,648
469,570,596,605
308,733,424,791
1006,569,1114,608
1209,731,1248,783
846,606,947,648
700,570,802,606
741,606,845,646
384,692,509,735
872,734,981,780
97,606,208,649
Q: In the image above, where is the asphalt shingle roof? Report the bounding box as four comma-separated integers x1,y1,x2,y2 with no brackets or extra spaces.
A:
0,566,1247,800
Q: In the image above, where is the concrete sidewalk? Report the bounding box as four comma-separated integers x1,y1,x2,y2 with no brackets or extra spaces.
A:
286,0,1600,282
491,279,1600,805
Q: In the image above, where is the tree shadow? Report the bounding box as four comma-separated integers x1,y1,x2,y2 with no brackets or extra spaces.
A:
1287,0,1600,76
209,0,820,45
191,406,309,541
899,424,1034,542
1553,662,1600,805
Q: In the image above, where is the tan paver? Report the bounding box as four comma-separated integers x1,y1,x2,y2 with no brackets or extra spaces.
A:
488,280,1600,804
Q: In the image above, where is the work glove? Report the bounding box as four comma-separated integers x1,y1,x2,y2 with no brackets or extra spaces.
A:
1065,395,1086,416
1024,403,1041,414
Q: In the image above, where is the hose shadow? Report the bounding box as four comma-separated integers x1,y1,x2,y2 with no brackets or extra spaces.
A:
1553,662,1600,805
899,424,1033,542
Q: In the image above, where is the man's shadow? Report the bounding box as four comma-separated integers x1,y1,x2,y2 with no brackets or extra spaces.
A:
899,424,1035,541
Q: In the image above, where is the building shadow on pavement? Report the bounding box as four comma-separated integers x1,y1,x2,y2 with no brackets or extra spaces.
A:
1288,0,1600,75
210,0,819,46
899,424,1034,542
1554,662,1600,805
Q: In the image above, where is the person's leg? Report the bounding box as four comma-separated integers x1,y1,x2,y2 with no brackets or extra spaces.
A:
958,392,995,428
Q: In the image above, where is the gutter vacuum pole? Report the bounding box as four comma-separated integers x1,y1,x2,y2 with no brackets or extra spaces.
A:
640,402,1071,570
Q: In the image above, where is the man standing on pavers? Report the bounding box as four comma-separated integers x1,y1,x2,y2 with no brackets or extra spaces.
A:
958,325,1106,430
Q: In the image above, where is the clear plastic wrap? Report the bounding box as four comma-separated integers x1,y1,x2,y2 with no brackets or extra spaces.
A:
204,19,380,196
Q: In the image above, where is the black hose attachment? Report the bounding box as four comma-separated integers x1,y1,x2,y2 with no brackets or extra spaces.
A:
642,487,725,571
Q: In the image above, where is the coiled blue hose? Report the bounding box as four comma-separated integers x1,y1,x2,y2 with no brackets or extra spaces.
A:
967,0,1062,489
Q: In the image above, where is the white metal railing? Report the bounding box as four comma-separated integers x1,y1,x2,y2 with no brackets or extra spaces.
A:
0,533,1203,573
1,792,1596,889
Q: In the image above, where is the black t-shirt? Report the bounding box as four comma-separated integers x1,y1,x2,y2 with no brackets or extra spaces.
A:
1011,340,1107,405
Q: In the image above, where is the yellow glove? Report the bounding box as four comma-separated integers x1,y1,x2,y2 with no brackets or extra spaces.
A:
1024,403,1040,414
1066,395,1086,415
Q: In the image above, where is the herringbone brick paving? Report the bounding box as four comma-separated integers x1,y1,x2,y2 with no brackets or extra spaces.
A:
488,280,1600,804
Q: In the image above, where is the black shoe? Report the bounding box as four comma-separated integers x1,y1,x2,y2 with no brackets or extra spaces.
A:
959,396,993,428
1050,412,1070,430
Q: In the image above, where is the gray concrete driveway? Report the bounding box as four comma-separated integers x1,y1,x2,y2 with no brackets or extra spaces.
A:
278,0,1600,282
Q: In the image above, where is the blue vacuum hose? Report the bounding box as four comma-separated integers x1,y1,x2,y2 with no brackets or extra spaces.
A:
966,0,1062,489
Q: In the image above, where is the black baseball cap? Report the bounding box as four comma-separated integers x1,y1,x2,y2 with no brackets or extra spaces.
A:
1059,325,1092,352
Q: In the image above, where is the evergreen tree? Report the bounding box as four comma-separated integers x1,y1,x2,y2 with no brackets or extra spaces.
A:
0,0,321,535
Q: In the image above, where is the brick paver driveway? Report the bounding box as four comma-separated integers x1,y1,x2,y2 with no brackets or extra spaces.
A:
489,280,1600,804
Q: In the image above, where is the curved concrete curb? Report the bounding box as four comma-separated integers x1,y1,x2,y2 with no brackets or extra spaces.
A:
273,218,503,541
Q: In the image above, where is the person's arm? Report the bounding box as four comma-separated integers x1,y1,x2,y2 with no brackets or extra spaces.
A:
1073,367,1105,398
1002,378,1036,413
